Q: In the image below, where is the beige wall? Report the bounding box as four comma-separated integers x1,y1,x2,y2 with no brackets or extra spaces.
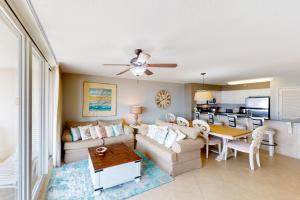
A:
62,73,186,125
0,69,18,162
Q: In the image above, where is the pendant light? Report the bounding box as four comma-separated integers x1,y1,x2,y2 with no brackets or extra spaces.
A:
194,73,213,102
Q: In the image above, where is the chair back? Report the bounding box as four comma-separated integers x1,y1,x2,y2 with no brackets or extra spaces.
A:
192,119,210,134
165,113,176,123
227,115,237,128
207,112,215,124
250,126,267,153
177,117,190,127
251,117,265,130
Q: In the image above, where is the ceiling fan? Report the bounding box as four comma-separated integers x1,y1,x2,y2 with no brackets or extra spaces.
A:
103,49,177,76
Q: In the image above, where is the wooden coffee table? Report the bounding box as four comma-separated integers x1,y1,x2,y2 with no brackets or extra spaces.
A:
88,143,142,194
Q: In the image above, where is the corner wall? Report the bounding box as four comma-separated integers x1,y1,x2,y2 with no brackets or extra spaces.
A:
62,73,186,124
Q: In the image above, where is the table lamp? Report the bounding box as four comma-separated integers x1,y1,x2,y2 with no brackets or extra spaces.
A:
130,105,143,125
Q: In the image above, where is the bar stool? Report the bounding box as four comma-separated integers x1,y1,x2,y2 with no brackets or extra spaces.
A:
251,117,277,157
207,113,223,125
227,115,247,130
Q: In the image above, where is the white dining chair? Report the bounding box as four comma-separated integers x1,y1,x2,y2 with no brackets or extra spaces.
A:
165,113,176,123
225,126,267,170
207,112,223,126
177,117,190,127
193,119,221,158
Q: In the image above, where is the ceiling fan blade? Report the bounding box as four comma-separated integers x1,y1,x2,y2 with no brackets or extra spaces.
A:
144,69,154,76
103,64,130,67
116,68,131,75
147,63,177,68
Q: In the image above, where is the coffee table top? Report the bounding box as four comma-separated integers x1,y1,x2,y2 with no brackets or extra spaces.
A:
88,143,141,171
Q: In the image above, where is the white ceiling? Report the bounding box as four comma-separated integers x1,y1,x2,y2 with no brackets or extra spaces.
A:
0,17,19,69
30,0,300,84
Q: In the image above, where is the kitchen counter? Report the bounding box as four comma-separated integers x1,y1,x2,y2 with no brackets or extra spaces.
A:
198,112,247,118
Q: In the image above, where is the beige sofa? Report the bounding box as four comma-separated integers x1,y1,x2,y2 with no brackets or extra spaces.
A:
62,119,134,163
136,120,205,176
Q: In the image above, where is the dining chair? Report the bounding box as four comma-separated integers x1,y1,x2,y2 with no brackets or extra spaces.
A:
176,117,190,127
251,117,277,157
193,119,221,158
165,113,176,123
207,112,223,125
225,126,267,170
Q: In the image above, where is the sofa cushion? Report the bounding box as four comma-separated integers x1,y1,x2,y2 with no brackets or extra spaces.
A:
104,134,134,145
98,119,123,126
155,119,173,128
65,121,98,129
175,129,186,142
136,134,176,163
64,138,104,150
172,124,201,139
89,126,99,139
171,138,205,153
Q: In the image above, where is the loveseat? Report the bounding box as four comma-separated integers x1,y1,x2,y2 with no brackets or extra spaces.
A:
136,119,205,176
62,119,134,163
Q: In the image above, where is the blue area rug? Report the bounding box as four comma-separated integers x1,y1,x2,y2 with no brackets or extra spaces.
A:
46,151,174,200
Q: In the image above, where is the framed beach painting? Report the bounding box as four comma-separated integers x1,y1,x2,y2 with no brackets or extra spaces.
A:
83,82,117,116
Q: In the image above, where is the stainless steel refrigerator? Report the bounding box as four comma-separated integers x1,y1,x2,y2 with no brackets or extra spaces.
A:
245,96,270,119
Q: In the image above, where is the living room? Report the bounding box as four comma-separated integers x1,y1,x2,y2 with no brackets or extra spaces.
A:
1,0,300,200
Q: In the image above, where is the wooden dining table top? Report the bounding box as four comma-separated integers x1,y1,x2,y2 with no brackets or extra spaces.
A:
209,124,252,139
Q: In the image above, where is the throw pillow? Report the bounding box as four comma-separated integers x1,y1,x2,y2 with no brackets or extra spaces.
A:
104,125,115,137
89,126,99,139
112,124,125,136
164,129,178,148
62,130,72,142
78,125,92,140
154,126,169,144
175,129,186,142
70,127,82,141
147,125,157,139
95,125,106,138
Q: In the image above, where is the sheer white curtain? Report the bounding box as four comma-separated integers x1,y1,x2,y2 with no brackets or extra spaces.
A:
52,66,63,167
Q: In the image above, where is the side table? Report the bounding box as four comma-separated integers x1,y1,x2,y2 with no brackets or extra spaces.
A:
129,124,140,149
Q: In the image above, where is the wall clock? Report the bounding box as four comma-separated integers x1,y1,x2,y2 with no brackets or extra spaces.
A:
155,90,171,109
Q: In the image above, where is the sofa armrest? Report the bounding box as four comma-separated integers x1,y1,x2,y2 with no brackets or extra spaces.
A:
171,138,205,153
124,125,134,135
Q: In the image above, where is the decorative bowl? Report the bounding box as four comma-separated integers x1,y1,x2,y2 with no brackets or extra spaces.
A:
95,146,107,156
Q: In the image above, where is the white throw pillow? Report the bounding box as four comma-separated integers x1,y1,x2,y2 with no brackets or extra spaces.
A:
147,125,158,139
164,129,178,148
175,129,186,142
78,125,92,140
89,126,99,139
104,125,115,137
154,126,169,144
112,124,125,136
70,127,81,141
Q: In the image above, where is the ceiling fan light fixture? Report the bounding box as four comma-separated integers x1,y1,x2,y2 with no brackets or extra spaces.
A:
136,52,151,65
130,66,146,76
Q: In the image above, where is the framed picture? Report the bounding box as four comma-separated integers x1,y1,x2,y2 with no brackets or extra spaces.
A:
83,82,117,116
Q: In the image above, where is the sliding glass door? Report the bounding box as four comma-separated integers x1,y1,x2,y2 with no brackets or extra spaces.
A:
31,50,44,194
0,8,22,200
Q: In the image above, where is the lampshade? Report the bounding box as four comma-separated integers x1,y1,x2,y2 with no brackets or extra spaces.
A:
130,66,146,76
194,90,213,101
130,105,142,114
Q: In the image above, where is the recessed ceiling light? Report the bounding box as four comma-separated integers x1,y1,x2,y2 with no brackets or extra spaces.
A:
227,78,273,85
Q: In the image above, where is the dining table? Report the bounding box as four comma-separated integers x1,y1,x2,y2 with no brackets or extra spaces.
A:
208,125,252,161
